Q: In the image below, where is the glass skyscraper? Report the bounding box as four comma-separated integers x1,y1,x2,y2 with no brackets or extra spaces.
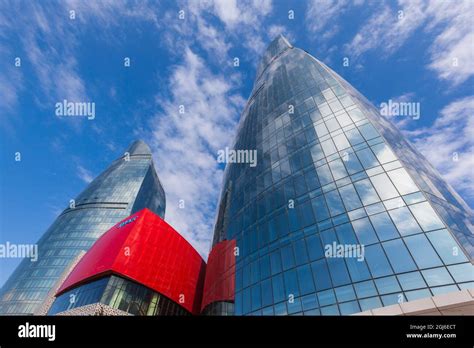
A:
206,36,474,315
0,140,166,315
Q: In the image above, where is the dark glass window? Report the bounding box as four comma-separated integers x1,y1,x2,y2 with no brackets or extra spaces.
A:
293,239,309,265
311,259,333,291
305,234,325,261
270,250,282,275
297,264,316,295
281,245,296,271
272,274,285,302
283,269,300,297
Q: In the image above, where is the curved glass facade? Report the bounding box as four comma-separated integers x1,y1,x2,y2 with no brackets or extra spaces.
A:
207,36,474,316
48,275,190,316
0,140,166,315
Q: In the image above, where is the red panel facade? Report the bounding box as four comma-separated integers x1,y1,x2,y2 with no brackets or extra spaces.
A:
201,239,236,312
56,208,206,314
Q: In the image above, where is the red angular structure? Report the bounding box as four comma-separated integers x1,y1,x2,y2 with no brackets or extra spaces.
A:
55,208,206,315
201,240,236,313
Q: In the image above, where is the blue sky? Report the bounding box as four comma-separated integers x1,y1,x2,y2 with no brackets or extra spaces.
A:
1,0,473,287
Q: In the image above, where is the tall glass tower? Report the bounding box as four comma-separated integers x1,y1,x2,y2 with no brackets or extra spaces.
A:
206,36,474,315
0,140,166,315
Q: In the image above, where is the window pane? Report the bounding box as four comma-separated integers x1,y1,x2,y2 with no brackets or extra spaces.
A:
281,244,295,271
371,143,397,164
333,133,351,151
422,267,454,287
409,202,445,232
272,274,285,302
365,244,393,277
345,128,365,146
321,138,337,156
447,263,474,283
315,122,329,138
345,256,371,282
348,108,365,122
354,179,380,206
260,256,271,280
316,164,334,185
317,289,336,306
293,238,309,265
388,207,422,236
397,271,427,291
326,257,351,287
356,147,379,169
358,123,379,140
301,294,319,311
251,284,261,310
375,276,401,294
387,168,418,195
426,229,468,265
270,250,282,275
335,222,358,245
382,239,417,273
310,143,325,162
342,150,364,174
325,190,345,216
311,195,330,222
359,297,382,311
336,113,352,127
369,212,399,241
339,184,363,211
405,289,431,301
404,234,443,269
339,301,360,315
370,173,399,200
352,217,378,245
328,159,348,180
354,280,377,298
298,200,316,228
334,285,356,302
326,117,340,132
283,269,300,297
261,279,273,307
306,234,325,261
311,259,333,291
297,264,316,295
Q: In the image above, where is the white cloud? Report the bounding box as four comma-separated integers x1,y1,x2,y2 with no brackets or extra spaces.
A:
147,48,245,257
306,0,349,39
77,165,94,184
396,96,474,202
345,0,474,85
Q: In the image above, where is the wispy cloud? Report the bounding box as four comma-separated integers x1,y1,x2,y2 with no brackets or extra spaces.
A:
77,165,94,184
345,0,474,85
305,0,349,40
147,47,245,257
396,96,474,202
